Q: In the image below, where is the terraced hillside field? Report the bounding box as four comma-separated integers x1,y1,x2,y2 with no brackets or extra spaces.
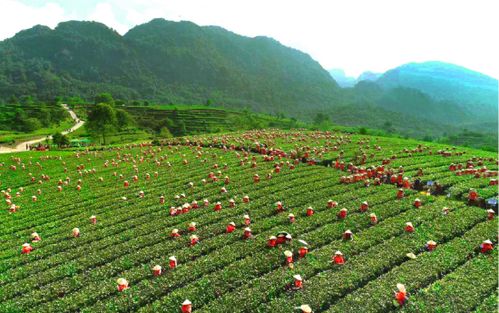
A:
0,130,497,313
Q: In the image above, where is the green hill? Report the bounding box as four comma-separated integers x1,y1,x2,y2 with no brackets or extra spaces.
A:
376,61,498,116
0,19,339,115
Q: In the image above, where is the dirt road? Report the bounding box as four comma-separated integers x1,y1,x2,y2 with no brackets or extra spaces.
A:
0,104,84,154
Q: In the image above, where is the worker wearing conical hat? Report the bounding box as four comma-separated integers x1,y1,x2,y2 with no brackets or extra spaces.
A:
21,243,33,254
181,299,192,313
117,278,129,292
405,222,414,233
31,232,41,242
333,250,345,265
480,239,494,254
394,283,407,306
226,222,236,233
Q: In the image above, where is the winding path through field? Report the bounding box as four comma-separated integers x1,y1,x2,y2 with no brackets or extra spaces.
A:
0,104,84,154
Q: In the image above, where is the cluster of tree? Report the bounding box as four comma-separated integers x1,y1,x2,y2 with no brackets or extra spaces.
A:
0,96,69,132
85,93,135,144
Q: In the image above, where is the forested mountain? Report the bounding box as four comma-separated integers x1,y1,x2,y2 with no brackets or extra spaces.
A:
0,19,496,149
0,19,340,115
376,61,498,116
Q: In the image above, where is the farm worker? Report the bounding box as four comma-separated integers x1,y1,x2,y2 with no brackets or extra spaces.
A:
343,229,353,240
229,199,236,208
152,265,162,276
171,229,181,238
243,196,250,203
169,256,177,269
449,163,456,171
338,208,348,219
276,232,292,244
442,207,450,215
190,235,199,246
275,166,281,173
487,209,495,220
117,278,129,292
298,240,309,258
360,201,369,212
306,207,314,216
426,240,437,251
138,190,144,198
124,180,129,187
89,215,97,225
31,232,41,242
21,243,33,254
76,185,81,191
224,176,230,185
170,207,178,216
181,300,192,313
299,305,312,313
214,202,222,211
294,274,303,288
244,214,251,225
133,175,138,182
276,201,284,212
390,175,397,184
268,236,277,247
480,240,494,253
243,227,252,239
203,199,209,207
364,180,370,187
288,213,296,223
253,174,260,183
9,204,17,213
220,187,227,194
405,222,415,233
468,189,478,201
394,283,408,306
402,177,411,189
413,198,422,208
370,213,378,224
417,168,424,176
226,222,236,233
327,200,338,208
191,200,199,209
159,196,165,204
267,173,273,180
284,250,293,265
72,228,80,238
332,251,345,265
188,222,196,232
146,173,151,180
32,195,37,202
57,186,63,192
397,189,404,199
490,179,498,186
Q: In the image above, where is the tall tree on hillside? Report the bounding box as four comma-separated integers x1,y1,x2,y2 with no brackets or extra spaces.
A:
86,103,117,144
115,109,135,131
94,93,115,106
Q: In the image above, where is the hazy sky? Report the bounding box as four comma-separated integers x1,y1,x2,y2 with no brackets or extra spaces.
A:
2,0,498,78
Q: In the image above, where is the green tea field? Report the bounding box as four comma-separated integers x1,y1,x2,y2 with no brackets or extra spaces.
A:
0,130,497,313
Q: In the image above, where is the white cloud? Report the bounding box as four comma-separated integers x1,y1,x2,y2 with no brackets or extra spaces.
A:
88,2,129,34
0,1,68,38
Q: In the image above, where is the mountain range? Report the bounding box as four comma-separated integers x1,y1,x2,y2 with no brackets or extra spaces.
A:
0,19,496,146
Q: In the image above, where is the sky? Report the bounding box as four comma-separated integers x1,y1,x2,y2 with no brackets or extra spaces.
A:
1,0,498,79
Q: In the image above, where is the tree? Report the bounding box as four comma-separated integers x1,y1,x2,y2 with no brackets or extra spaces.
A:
115,109,135,131
313,113,330,125
86,103,117,145
52,132,70,147
94,93,115,106
159,127,174,138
